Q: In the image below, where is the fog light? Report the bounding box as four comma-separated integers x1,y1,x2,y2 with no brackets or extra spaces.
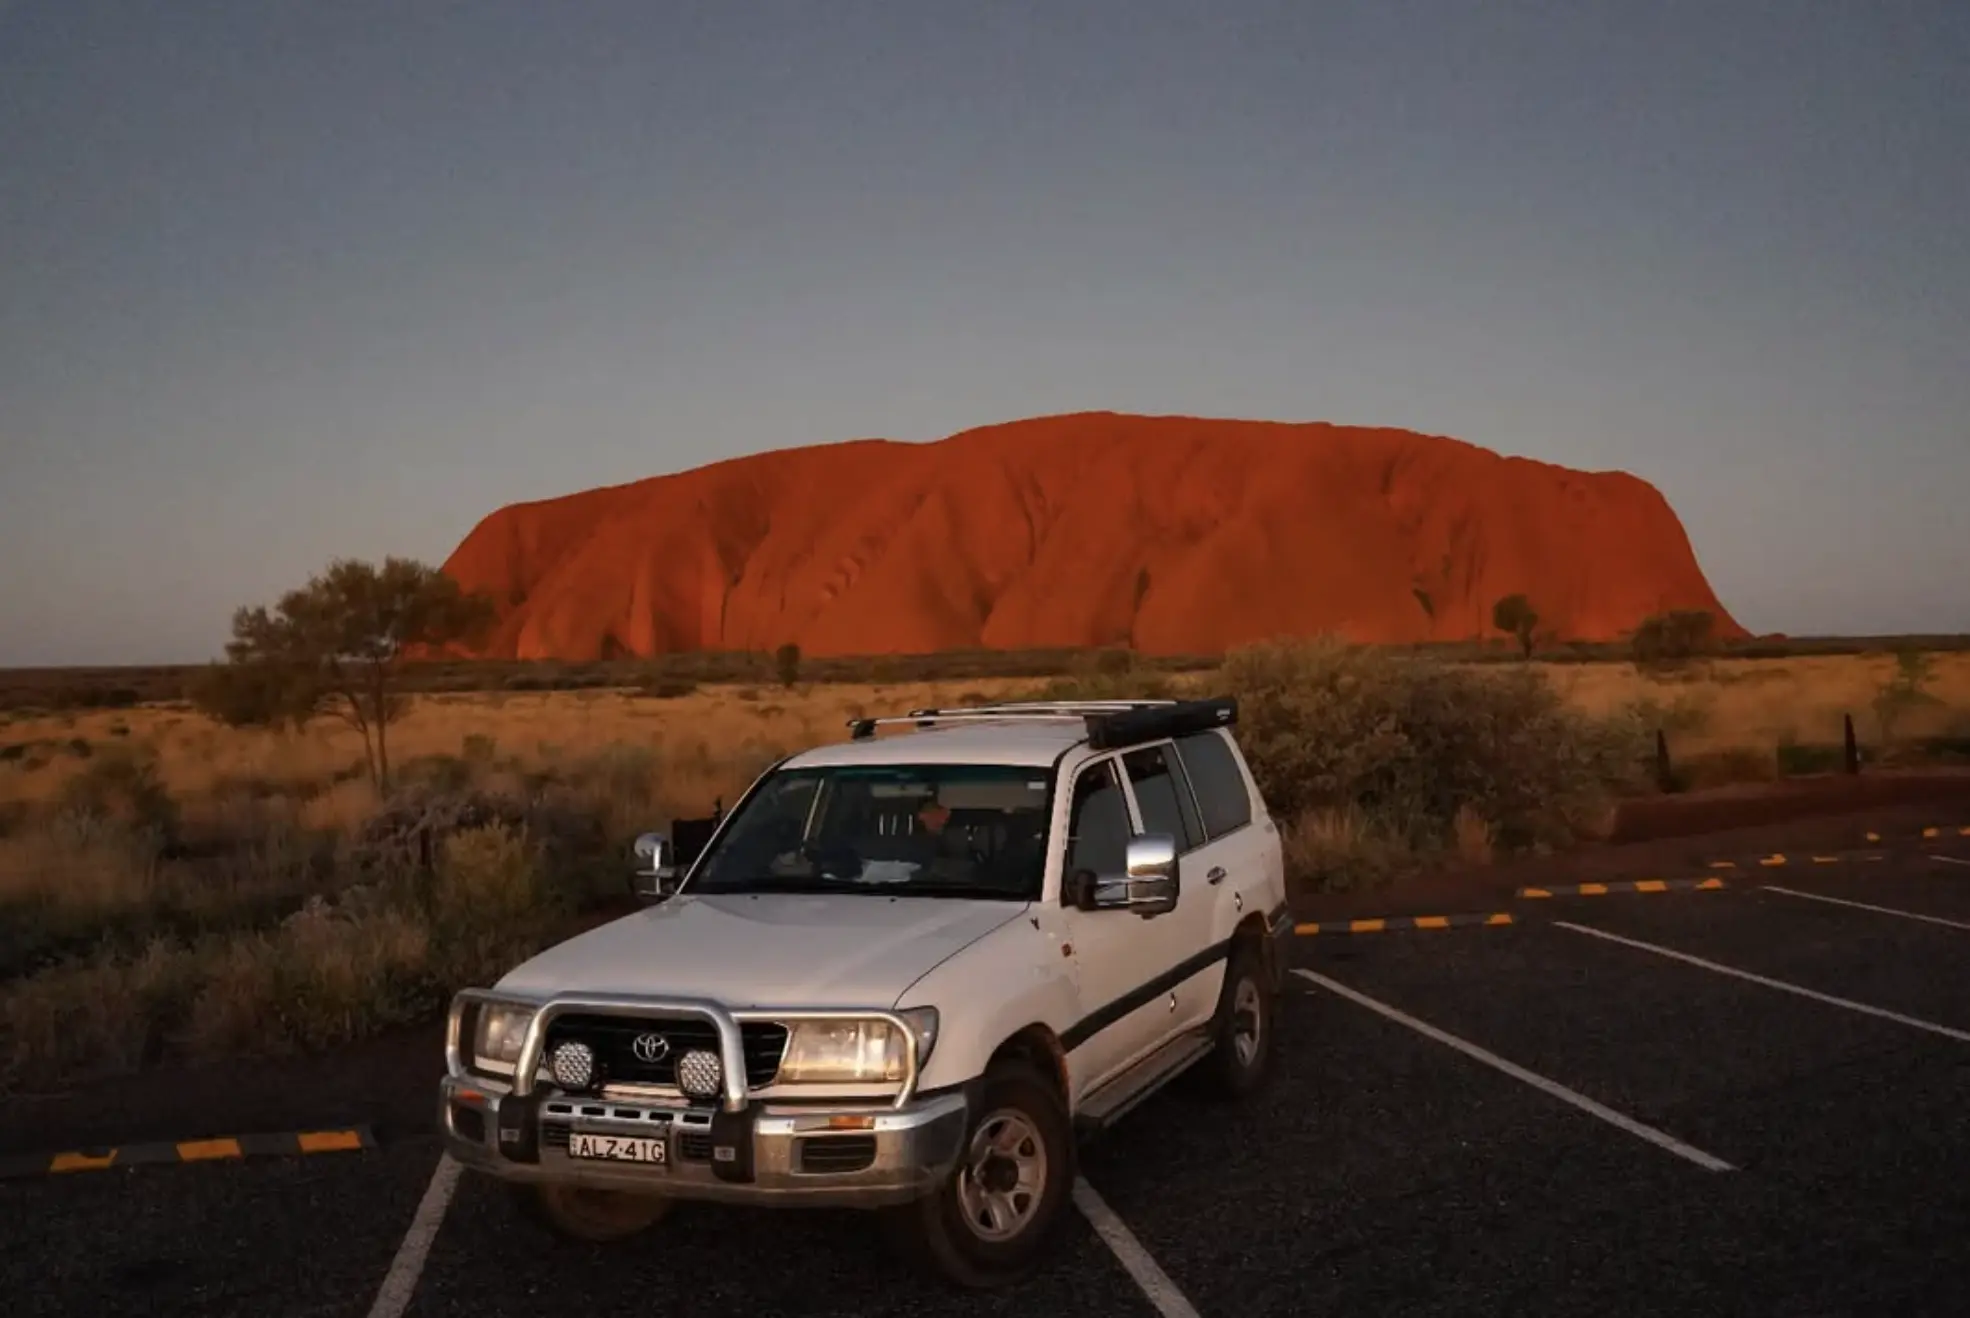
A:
675,1049,722,1098
549,1040,595,1091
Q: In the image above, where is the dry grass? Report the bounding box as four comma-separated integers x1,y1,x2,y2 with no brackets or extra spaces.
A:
0,677,1045,813
8,655,1962,816
1544,652,1970,754
2,647,1965,1090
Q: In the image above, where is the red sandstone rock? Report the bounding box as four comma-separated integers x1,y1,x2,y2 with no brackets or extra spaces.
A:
435,412,1745,660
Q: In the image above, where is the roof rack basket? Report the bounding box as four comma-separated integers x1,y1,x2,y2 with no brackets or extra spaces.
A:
846,695,1237,752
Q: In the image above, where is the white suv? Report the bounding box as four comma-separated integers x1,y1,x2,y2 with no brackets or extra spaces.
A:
437,697,1291,1288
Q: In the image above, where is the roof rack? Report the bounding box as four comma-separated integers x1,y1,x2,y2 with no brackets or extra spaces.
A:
845,696,1237,753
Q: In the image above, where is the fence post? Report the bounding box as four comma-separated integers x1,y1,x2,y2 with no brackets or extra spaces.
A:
1655,728,1674,792
1843,713,1860,775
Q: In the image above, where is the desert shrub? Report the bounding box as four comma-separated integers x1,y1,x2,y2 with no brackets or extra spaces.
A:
346,780,604,885
1279,804,1417,893
775,642,802,688
548,742,666,845
56,743,181,847
396,751,479,794
1,938,204,1090
185,904,434,1056
1631,609,1719,675
1873,647,1943,744
638,678,700,699
423,822,557,987
1223,638,1647,865
0,814,164,914
185,659,321,731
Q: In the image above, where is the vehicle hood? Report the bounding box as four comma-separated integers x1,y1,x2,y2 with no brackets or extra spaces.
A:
493,892,1030,1008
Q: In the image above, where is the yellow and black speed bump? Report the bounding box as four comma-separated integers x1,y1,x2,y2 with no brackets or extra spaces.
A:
1517,877,1727,899
1296,912,1515,936
0,1126,375,1180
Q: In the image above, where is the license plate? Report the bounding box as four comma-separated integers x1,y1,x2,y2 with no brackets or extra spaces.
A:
568,1132,667,1164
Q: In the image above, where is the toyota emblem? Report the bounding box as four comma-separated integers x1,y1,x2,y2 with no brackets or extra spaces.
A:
631,1032,671,1064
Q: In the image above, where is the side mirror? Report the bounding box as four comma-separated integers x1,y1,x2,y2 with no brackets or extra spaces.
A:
630,831,679,903
1078,833,1180,917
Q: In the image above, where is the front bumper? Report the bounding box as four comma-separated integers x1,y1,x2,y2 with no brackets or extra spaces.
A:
439,1074,969,1209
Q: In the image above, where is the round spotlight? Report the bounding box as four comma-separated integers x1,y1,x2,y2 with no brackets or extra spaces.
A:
549,1040,596,1091
674,1049,723,1098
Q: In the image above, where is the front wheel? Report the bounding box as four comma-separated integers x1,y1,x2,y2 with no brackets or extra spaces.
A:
509,1181,671,1243
887,1060,1074,1289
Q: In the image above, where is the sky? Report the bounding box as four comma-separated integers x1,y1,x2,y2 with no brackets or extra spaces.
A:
3,0,1967,666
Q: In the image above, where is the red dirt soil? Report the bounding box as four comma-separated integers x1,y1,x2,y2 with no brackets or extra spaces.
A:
437,411,1745,660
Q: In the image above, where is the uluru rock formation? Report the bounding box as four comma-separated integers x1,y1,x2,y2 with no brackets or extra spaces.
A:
436,412,1745,660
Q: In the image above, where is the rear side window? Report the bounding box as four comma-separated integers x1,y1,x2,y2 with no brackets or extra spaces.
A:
1122,743,1203,851
1174,730,1252,839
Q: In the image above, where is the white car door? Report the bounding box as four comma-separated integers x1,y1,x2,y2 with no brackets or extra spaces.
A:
1116,738,1228,1034
1054,753,1197,1099
1170,726,1282,937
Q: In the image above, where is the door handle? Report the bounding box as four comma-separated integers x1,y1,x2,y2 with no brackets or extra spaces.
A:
1207,866,1227,885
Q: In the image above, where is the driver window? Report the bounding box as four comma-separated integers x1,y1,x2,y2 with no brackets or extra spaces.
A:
1064,759,1131,887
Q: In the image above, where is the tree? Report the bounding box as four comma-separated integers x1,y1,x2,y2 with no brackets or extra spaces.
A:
219,557,497,792
1872,646,1942,745
185,657,322,732
1631,609,1717,674
774,642,802,688
1491,594,1539,659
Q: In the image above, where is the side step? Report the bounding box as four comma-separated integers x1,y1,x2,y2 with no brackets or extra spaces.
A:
1073,1028,1215,1140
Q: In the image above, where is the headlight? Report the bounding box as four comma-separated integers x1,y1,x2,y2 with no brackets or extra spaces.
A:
779,1008,938,1084
472,1002,536,1073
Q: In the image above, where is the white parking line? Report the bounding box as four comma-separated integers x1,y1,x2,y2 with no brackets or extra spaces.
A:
1289,968,1733,1172
1074,1177,1202,1318
1553,921,1970,1044
365,1152,461,1318
1762,885,1970,930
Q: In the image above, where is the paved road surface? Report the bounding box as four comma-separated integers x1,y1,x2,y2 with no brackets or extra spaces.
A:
8,843,1970,1317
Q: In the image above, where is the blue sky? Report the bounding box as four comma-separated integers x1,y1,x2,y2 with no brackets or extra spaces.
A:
3,0,1966,665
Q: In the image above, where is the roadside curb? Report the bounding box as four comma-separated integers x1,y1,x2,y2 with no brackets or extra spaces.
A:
1518,877,1728,899
0,1125,376,1181
1296,912,1515,936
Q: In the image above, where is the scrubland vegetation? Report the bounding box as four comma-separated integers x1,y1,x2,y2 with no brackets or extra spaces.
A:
3,630,1966,1094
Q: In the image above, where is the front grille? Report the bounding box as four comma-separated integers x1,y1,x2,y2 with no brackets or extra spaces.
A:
677,1131,712,1161
796,1135,877,1175
542,1014,788,1090
541,1123,570,1151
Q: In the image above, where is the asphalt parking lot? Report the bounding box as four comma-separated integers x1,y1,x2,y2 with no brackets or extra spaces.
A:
8,839,1970,1318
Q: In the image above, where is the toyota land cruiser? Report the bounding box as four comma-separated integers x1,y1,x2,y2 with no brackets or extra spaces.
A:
437,697,1291,1287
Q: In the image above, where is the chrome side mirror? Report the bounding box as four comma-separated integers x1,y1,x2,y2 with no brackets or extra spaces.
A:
1080,833,1180,917
630,831,678,903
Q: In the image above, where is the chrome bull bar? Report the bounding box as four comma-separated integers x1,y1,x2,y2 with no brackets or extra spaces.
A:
445,989,925,1112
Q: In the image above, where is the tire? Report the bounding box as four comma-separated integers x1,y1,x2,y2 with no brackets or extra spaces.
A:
1191,939,1275,1100
887,1059,1075,1289
509,1181,671,1243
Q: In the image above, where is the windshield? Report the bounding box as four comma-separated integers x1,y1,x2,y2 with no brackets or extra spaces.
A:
685,763,1054,899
